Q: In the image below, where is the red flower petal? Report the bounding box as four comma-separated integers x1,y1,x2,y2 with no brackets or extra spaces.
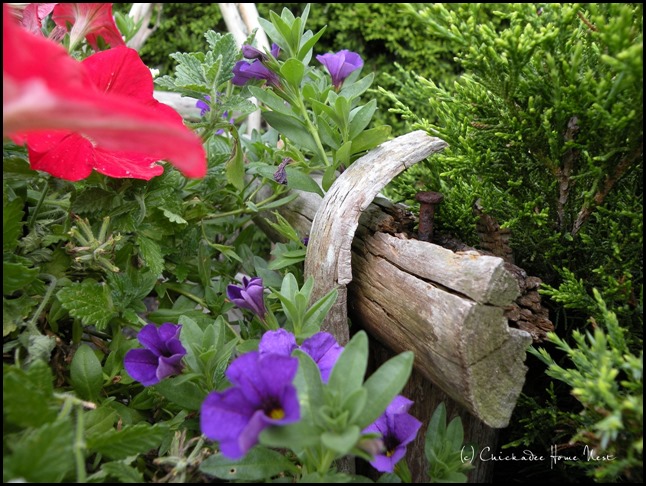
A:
3,6,207,180
52,3,125,50
27,132,95,181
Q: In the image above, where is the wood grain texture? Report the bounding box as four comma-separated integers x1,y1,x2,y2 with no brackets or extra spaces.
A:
304,130,448,343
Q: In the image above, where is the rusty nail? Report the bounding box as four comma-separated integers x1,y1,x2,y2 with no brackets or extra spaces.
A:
415,191,444,242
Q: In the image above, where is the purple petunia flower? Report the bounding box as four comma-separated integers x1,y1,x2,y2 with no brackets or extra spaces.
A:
196,95,211,117
227,276,267,319
259,328,344,383
124,323,187,386
363,395,422,473
241,42,281,61
316,49,363,89
273,157,290,185
232,59,280,87
200,351,300,459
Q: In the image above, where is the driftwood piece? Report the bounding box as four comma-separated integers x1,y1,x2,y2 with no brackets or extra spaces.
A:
126,3,162,52
304,131,449,345
153,91,200,120
349,231,532,427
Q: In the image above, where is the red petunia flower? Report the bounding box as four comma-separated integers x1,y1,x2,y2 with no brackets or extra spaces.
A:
3,5,206,181
51,3,125,51
9,3,57,36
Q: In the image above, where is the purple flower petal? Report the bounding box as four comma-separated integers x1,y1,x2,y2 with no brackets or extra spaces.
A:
227,276,267,319
136,323,165,356
257,354,299,395
201,387,257,458
196,94,211,116
300,332,343,382
123,323,186,386
157,353,186,381
242,44,268,61
158,322,182,345
232,59,280,87
201,350,300,459
363,394,422,473
124,348,161,386
259,329,297,356
316,49,363,89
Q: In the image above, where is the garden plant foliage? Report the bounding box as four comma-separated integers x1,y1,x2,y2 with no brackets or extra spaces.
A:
3,3,473,483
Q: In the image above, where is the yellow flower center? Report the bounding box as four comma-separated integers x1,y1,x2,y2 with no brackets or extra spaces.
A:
268,408,285,420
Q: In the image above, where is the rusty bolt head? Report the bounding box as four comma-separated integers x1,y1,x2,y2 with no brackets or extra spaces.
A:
415,191,444,205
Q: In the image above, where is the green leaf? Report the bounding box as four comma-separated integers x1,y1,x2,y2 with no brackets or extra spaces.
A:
350,126,392,154
70,344,104,402
3,294,35,336
285,167,325,196
322,164,338,192
249,86,293,115
269,10,294,48
136,236,164,276
334,140,353,169
200,446,298,480
197,239,212,288
56,278,117,330
340,72,375,100
359,351,414,428
321,425,361,455
328,331,368,400
90,458,145,483
342,387,368,425
293,350,325,419
446,415,465,452
85,406,118,438
425,402,447,461
316,115,342,150
349,99,378,139
57,279,116,330
179,315,203,371
280,58,306,87
225,136,246,191
3,360,57,428
153,376,206,411
108,268,158,314
3,197,24,252
301,288,338,337
258,17,285,49
25,334,57,365
3,261,39,294
262,111,320,153
259,420,320,450
3,418,74,483
87,423,169,460
161,208,188,225
297,26,327,60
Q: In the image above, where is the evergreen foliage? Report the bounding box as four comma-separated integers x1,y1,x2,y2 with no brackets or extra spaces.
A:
381,3,643,480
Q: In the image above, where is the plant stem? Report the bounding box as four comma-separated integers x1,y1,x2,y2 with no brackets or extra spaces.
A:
203,191,282,220
163,283,208,309
28,183,49,229
74,403,87,483
26,274,57,335
294,95,331,167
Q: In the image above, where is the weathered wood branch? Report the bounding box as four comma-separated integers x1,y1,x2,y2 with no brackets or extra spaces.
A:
304,131,449,345
127,3,162,52
217,3,267,136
